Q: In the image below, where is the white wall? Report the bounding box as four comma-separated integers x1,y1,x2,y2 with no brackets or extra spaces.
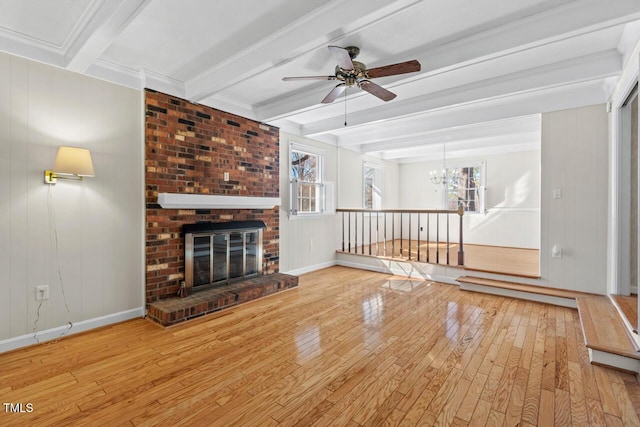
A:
0,53,144,347
541,104,608,294
398,149,541,248
337,148,400,209
279,138,400,273
279,132,340,273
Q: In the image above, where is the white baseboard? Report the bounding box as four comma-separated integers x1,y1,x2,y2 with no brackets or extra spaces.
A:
335,259,459,285
459,282,577,308
0,307,145,354
283,260,338,276
589,348,640,373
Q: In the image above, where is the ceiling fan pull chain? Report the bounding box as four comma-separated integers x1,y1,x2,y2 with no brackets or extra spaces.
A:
344,87,347,126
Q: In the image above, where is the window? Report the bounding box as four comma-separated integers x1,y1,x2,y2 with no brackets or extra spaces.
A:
445,163,485,213
290,143,324,215
363,162,382,210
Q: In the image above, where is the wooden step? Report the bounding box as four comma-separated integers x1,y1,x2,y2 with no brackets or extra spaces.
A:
456,276,592,308
576,295,640,370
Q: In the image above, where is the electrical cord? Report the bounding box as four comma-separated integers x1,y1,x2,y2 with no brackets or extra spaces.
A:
33,185,74,344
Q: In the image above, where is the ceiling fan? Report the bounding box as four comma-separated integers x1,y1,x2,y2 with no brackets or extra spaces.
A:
282,46,421,104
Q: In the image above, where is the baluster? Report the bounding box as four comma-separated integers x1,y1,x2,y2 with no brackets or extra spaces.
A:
369,211,372,255
354,212,357,253
436,213,440,264
391,212,395,257
426,214,430,263
417,214,421,262
362,211,365,255
458,206,465,265
384,212,387,257
408,213,412,260
341,211,345,252
376,211,379,256
348,212,352,253
446,212,450,265
400,213,403,258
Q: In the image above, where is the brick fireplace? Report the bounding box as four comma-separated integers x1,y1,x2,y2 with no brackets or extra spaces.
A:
144,89,297,325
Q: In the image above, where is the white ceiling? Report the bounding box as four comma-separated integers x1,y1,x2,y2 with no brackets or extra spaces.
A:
1,0,640,162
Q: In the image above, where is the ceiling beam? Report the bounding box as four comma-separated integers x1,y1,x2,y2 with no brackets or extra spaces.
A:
334,79,607,148
65,0,151,72
298,49,621,137
391,141,542,164
185,0,423,102
363,115,541,154
257,0,640,122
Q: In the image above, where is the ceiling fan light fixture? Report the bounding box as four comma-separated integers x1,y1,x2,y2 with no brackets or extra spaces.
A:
282,46,421,103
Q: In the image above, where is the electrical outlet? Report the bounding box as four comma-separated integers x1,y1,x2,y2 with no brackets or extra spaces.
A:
36,285,49,301
552,245,562,258
223,172,229,182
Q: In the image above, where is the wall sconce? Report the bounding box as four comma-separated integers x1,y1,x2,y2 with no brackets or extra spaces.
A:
44,146,95,184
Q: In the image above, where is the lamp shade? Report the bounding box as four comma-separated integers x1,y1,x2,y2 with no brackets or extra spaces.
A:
53,146,95,177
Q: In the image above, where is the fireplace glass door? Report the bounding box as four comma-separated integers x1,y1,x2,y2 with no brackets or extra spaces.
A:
213,234,228,283
229,232,244,279
185,226,264,289
245,231,259,275
193,236,212,286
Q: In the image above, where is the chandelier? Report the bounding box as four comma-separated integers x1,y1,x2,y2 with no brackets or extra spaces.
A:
430,143,451,185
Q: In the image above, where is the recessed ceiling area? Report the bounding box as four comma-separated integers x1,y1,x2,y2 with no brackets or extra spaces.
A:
1,0,639,161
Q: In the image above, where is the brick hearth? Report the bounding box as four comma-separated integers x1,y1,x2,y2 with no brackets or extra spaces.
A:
147,273,298,326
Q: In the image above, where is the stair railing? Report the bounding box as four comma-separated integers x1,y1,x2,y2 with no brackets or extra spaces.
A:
337,207,464,266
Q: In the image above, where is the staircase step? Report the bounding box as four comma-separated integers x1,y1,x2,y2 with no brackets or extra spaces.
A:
457,276,592,308
457,275,640,372
576,295,640,366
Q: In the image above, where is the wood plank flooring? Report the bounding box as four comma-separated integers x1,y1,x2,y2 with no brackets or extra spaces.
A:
576,296,640,360
612,294,639,334
340,240,540,278
1,266,639,426
457,276,593,300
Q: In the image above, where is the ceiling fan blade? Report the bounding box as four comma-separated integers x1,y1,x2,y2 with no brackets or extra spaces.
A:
328,46,354,70
282,76,336,81
321,84,346,104
359,80,396,102
366,60,421,78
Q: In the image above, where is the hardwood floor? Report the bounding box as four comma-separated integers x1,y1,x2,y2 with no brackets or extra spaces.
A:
340,240,540,278
612,294,639,333
1,266,639,426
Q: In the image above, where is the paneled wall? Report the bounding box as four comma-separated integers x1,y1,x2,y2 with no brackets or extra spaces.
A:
541,104,608,294
0,52,143,345
398,149,541,249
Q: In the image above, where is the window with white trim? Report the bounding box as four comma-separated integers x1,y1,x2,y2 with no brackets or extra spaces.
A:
445,163,485,213
363,162,382,210
290,143,325,215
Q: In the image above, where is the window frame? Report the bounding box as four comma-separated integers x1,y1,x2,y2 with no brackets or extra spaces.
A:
363,161,383,210
289,142,326,217
443,161,486,214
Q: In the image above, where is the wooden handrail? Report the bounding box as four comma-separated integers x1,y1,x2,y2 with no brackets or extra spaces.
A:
336,208,461,215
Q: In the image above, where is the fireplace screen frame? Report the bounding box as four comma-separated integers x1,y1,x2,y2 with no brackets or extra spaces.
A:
184,223,264,289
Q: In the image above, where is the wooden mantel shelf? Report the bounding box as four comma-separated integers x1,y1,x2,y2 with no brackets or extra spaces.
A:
157,193,281,209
